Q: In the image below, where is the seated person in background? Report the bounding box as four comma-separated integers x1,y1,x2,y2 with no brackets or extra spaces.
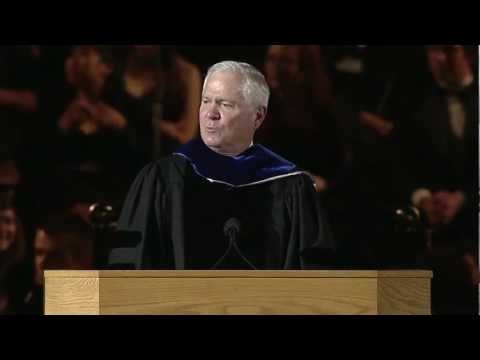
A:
108,61,335,270
54,46,137,202
0,189,28,314
258,45,346,194
57,46,132,177
395,45,478,314
21,213,94,314
60,46,127,136
108,45,202,162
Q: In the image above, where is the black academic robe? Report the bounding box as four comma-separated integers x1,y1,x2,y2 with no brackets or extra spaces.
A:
108,141,335,270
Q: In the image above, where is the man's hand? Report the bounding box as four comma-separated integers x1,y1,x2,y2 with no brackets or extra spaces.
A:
58,96,95,133
312,175,328,193
359,111,394,137
96,103,127,131
59,94,126,134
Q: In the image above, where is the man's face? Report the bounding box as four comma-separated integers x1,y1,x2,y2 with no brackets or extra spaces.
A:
427,45,473,89
264,46,301,90
0,209,16,251
68,47,112,96
199,71,263,155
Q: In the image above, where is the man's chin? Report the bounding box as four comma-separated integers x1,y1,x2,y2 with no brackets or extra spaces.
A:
201,136,220,148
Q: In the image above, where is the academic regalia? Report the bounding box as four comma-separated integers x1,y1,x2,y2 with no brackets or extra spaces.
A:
108,137,335,270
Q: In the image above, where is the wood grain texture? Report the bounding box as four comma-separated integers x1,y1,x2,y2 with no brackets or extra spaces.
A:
43,270,432,315
44,277,99,315
100,277,378,315
44,270,433,278
378,278,431,314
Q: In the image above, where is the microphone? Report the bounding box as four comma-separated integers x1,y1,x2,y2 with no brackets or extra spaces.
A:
211,218,257,270
223,217,241,239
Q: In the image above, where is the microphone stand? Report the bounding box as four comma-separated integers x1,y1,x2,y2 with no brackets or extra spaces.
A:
211,218,257,270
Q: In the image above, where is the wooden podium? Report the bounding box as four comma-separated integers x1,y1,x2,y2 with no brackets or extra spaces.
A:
44,270,432,315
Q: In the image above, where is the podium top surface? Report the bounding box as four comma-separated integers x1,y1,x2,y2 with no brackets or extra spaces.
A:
44,270,433,279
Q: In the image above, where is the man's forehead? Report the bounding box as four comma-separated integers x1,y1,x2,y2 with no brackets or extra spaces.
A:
207,71,243,86
204,72,243,95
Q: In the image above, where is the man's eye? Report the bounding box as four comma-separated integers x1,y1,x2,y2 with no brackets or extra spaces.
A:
222,103,233,108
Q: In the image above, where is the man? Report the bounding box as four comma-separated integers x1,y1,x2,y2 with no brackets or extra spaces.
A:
108,61,335,270
395,46,478,314
406,46,477,225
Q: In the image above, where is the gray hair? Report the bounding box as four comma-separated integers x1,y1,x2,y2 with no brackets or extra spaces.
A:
203,61,270,109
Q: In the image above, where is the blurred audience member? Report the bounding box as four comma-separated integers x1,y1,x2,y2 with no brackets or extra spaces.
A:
259,45,346,194
0,189,30,314
395,45,478,314
108,45,201,161
21,212,94,314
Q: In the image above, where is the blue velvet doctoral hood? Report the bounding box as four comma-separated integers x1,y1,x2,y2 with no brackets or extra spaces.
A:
173,137,303,187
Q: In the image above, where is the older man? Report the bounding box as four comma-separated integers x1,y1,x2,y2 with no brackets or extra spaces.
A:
108,61,335,270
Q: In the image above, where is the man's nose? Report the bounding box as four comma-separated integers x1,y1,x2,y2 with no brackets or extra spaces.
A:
207,105,220,120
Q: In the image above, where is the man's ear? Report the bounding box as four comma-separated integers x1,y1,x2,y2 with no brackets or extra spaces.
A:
254,106,267,130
